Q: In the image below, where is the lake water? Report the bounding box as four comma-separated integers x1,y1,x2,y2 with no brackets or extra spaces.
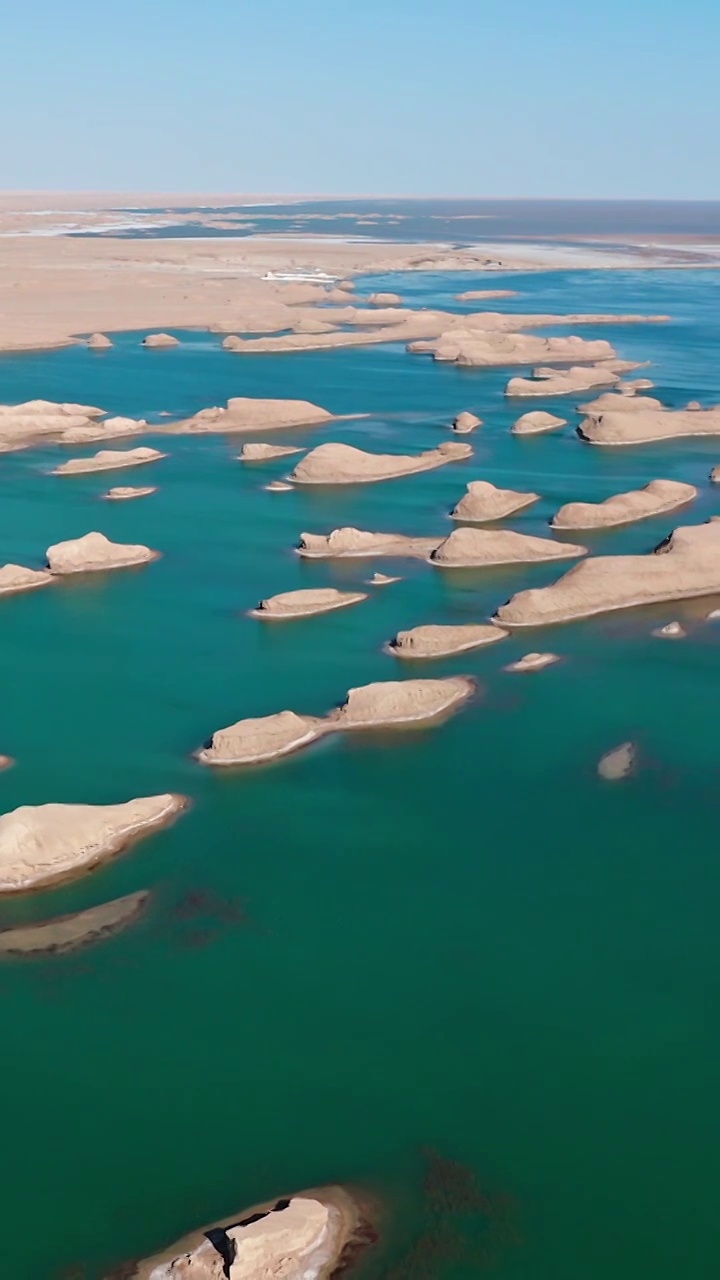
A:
1,269,720,1279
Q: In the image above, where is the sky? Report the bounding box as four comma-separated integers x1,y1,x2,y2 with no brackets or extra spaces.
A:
2,0,719,198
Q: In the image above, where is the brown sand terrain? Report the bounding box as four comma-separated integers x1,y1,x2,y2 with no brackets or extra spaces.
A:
388,624,508,659
505,361,636,398
430,527,587,568
46,531,159,574
0,795,186,892
450,480,540,522
250,588,367,619
578,405,720,445
288,441,471,485
495,520,720,627
551,479,697,530
166,397,334,435
0,890,150,957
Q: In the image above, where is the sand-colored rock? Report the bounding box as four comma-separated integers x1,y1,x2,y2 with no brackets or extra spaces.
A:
265,480,293,492
577,393,664,414
617,377,655,393
551,479,697,530
0,795,186,893
290,318,337,335
511,410,567,435
288,441,471,486
52,446,165,476
87,332,113,349
711,467,720,483
506,362,622,398
687,400,702,411
46,531,159,574
104,486,157,500
0,564,54,597
198,677,474,766
368,572,401,585
456,290,518,301
495,520,720,627
653,620,686,638
0,757,13,771
167,397,333,435
578,405,720,446
298,528,439,560
0,399,108,451
250,588,367,619
504,652,560,673
450,480,540,523
123,1186,366,1280
598,742,636,781
388,623,508,659
369,292,402,305
239,442,305,461
56,415,148,446
142,332,179,347
414,332,616,369
0,890,150,957
430,526,587,568
452,411,482,433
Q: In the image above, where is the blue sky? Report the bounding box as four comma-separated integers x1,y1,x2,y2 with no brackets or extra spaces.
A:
2,0,719,196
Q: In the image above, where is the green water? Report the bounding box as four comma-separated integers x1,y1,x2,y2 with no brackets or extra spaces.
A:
1,270,720,1279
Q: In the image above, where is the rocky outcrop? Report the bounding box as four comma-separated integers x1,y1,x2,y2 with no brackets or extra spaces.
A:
0,795,186,892
104,486,157,500
412,332,616,369
455,290,518,300
505,362,625,398
122,1186,369,1280
238,442,305,461
598,742,636,780
266,480,293,491
494,520,720,627
504,652,560,673
388,623,508,659
653,620,686,638
369,292,402,305
46,531,159,574
578,405,720,446
430,526,587,568
52,447,165,476
0,890,150,957
551,479,697,530
711,467,720,483
450,480,540,523
577,393,664,414
197,677,474,766
288,441,471,485
617,377,655,393
166,397,333,435
87,333,113,349
142,333,179,347
368,572,401,585
58,416,148,445
0,564,53,596
511,410,567,435
250,588,367,619
0,399,106,451
298,528,439,560
452,411,482,433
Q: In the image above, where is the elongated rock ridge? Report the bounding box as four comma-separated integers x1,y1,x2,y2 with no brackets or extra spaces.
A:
167,397,334,435
121,1185,369,1280
288,441,471,485
506,361,635,398
142,333,179,347
450,480,540,523
0,564,53,596
104,486,157,500
298,528,439,560
0,890,150,956
46,531,159,574
53,447,165,476
511,410,567,435
0,795,186,892
239,442,305,461
250,588,367,619
388,624,508,659
578,405,720,446
504,652,560,673
551,480,697,530
495,520,720,627
430,526,587,568
197,677,474,766
577,393,664,414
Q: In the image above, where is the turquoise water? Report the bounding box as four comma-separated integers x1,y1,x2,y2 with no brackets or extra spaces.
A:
1,270,720,1278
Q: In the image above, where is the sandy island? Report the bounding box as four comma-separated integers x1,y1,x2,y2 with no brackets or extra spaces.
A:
504,652,561,673
0,564,54,597
298,528,439,560
250,588,367,619
52,446,165,475
197,677,475,766
551,479,697,530
505,359,642,398
239,442,305,461
288,440,471,485
166,397,335,435
0,795,186,893
104,486,157,500
494,520,720,627
388,624,508,659
511,410,568,435
0,890,150,957
450,480,540,522
46,531,159,574
119,1184,372,1280
578,404,720,445
430,526,587,568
